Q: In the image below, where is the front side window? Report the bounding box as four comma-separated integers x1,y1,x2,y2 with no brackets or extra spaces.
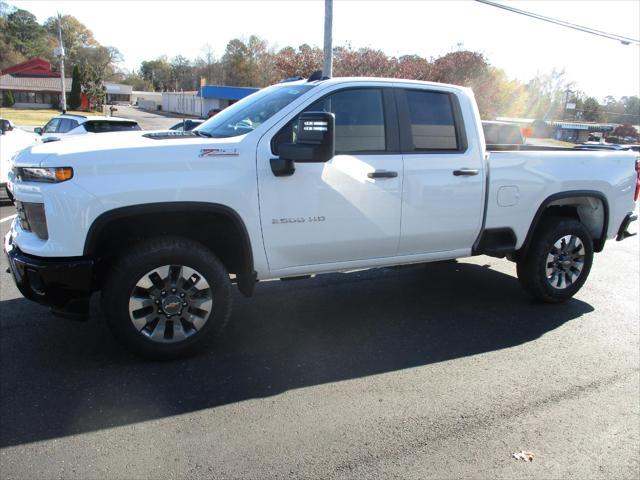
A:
404,90,458,151
272,88,386,154
195,84,316,138
43,118,61,133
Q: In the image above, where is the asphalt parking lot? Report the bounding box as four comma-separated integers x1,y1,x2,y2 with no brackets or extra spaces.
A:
113,105,195,131
0,200,638,479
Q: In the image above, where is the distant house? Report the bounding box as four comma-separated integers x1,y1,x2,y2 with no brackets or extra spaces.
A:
1,58,133,109
0,58,71,109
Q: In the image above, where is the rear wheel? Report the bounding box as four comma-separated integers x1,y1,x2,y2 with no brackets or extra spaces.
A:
102,236,232,359
516,217,594,303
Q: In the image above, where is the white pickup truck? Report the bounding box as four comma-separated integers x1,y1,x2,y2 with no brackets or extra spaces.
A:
4,76,639,359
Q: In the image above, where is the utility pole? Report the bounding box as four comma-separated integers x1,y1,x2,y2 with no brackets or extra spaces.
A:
323,0,333,77
56,13,67,112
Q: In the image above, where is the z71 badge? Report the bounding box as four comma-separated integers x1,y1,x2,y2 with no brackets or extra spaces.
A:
272,216,326,224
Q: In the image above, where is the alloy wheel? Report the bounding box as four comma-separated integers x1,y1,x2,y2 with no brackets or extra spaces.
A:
128,265,213,343
545,235,586,290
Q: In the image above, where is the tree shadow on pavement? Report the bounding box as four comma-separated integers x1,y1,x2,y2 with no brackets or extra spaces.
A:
0,261,593,447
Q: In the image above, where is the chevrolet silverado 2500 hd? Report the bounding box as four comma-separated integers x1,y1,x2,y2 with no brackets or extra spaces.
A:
5,76,639,359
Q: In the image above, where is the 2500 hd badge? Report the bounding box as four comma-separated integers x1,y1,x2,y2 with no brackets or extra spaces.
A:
272,216,326,224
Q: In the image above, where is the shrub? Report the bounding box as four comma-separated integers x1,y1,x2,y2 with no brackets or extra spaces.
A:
3,90,15,107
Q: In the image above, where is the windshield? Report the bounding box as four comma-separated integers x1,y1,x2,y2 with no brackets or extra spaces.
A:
194,84,316,138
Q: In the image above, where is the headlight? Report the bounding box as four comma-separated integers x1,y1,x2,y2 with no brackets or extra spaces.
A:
17,167,73,183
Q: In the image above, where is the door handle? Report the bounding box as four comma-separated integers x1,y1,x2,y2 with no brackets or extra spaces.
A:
368,170,398,179
453,168,479,176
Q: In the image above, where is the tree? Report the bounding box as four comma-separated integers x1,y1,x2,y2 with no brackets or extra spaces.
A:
430,50,489,85
69,64,82,109
44,14,97,68
621,96,640,125
273,44,323,79
120,71,154,91
140,56,173,91
195,43,222,85
523,69,573,120
3,89,14,107
471,67,528,119
78,64,105,110
612,124,638,139
74,45,123,81
3,8,49,60
170,55,192,90
334,46,395,77
394,55,432,81
580,97,602,122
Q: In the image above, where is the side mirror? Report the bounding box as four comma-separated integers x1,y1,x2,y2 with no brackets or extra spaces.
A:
272,112,335,177
34,127,43,135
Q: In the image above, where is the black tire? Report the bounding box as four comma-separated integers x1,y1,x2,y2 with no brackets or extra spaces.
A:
102,236,232,360
516,217,594,303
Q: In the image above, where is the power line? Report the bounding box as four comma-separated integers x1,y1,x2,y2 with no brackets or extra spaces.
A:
475,0,640,46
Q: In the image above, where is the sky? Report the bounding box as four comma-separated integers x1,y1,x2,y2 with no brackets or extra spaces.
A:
11,0,640,100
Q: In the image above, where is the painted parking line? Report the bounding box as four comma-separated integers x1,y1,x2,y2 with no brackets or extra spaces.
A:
0,214,17,223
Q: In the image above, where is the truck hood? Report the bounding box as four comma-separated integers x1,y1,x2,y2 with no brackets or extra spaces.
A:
12,130,244,168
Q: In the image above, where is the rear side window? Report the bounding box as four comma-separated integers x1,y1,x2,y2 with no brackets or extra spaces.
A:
404,90,458,151
58,118,78,133
83,121,141,133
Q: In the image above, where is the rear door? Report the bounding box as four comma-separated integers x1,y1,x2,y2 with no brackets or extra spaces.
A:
396,87,485,254
257,85,403,272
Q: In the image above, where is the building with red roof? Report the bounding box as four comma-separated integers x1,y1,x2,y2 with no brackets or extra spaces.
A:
1,58,71,108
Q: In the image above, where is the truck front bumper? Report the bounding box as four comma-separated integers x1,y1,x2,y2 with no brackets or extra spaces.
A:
4,231,94,319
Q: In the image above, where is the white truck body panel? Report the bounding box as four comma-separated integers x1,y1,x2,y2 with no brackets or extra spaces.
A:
6,77,638,283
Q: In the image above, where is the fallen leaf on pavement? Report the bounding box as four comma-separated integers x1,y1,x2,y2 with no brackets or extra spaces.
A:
512,451,535,462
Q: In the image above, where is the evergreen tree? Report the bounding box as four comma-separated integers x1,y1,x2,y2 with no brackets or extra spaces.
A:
3,90,15,107
69,65,82,110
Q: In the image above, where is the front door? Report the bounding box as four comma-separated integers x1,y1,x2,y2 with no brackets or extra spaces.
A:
257,87,403,273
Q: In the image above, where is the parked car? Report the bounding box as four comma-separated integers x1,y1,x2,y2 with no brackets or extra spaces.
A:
5,76,639,359
34,114,141,142
0,118,39,202
169,119,204,131
482,120,525,146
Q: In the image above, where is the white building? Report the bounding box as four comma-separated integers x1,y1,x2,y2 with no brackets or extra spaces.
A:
161,85,259,117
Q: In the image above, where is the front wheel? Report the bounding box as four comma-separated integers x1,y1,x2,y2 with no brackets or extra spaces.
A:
516,217,594,303
102,236,232,359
